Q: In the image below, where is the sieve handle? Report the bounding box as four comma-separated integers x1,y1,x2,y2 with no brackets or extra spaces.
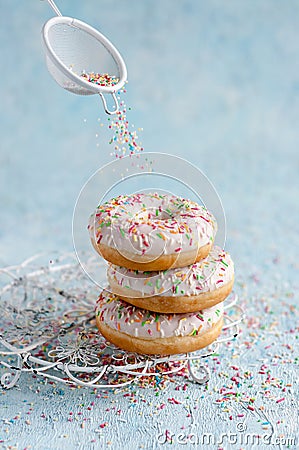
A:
99,92,119,115
45,0,62,16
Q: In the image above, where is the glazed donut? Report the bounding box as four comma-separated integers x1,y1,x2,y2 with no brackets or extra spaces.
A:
107,246,234,313
88,192,217,271
96,290,224,355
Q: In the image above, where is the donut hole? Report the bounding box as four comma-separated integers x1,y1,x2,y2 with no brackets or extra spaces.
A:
133,206,174,222
156,211,173,221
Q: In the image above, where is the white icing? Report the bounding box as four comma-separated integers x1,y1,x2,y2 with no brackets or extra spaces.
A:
88,193,217,259
107,246,234,298
96,290,223,339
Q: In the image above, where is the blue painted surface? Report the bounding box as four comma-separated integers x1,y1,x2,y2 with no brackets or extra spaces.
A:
0,1,298,449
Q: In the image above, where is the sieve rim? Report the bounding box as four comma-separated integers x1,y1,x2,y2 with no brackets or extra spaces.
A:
42,16,127,94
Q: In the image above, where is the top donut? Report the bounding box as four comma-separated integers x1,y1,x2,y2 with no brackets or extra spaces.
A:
88,192,217,270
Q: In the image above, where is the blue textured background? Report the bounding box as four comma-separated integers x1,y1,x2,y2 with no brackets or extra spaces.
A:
0,1,298,449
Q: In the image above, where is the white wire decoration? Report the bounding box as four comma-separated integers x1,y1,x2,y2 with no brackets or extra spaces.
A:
0,254,243,389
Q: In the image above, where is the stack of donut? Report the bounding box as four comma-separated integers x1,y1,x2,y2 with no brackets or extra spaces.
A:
88,192,234,355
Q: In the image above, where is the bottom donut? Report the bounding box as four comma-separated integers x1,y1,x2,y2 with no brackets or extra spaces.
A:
96,291,224,355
